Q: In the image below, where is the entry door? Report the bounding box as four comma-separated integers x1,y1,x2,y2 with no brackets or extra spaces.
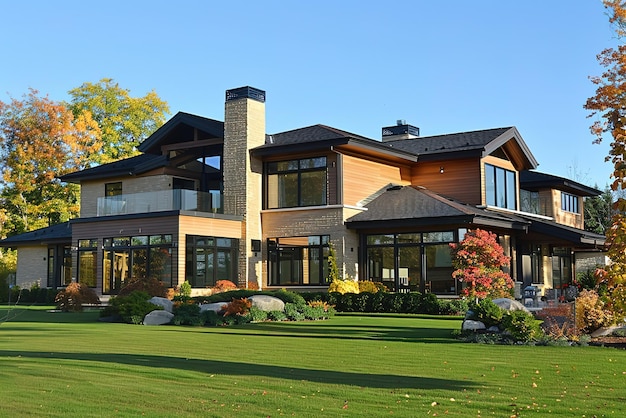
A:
398,247,421,292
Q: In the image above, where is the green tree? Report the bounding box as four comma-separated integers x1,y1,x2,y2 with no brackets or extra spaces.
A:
0,90,101,235
67,78,169,164
584,187,613,234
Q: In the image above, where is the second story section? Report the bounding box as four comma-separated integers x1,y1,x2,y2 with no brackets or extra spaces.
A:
519,170,601,229
61,112,227,219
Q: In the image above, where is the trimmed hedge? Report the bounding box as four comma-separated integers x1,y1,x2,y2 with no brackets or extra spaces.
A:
301,291,468,316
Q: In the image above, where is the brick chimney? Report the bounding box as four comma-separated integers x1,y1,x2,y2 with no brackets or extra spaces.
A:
223,86,266,289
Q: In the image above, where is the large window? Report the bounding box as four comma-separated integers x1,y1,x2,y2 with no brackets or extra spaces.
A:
561,192,579,213
267,157,327,209
485,163,516,210
103,234,173,294
185,236,239,288
268,235,330,286
47,245,72,288
78,239,98,287
365,231,456,294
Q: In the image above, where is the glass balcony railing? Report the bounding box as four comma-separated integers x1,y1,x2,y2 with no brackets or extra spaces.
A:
97,190,223,216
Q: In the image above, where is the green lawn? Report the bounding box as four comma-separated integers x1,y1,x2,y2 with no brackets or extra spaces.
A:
0,307,625,417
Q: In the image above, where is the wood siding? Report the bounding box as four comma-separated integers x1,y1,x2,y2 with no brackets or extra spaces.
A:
412,158,482,205
341,154,411,206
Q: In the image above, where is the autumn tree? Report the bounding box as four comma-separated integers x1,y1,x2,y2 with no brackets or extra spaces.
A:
67,78,169,164
0,89,101,235
585,0,626,321
449,229,513,300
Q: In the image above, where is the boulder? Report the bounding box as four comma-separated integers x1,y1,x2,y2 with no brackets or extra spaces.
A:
143,310,174,325
462,320,486,331
148,297,174,313
492,297,530,313
199,302,228,313
249,295,285,312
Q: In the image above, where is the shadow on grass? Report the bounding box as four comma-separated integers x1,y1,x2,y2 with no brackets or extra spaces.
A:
0,349,475,390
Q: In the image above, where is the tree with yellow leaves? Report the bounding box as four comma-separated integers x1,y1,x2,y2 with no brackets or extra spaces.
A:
585,0,626,320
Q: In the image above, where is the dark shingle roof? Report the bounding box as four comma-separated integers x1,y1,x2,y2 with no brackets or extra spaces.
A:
346,185,528,229
266,124,372,146
520,170,601,197
386,127,511,155
60,153,167,183
0,222,72,246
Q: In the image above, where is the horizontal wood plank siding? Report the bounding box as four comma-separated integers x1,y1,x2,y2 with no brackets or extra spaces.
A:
341,154,411,206
412,158,482,205
178,216,242,239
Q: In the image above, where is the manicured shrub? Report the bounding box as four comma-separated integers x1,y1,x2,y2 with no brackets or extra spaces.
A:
468,298,503,328
212,280,238,293
440,298,469,316
382,293,403,313
267,310,287,321
501,310,543,342
249,306,269,322
284,303,304,321
575,289,614,334
178,281,192,298
106,291,161,324
223,298,252,316
55,282,100,312
172,302,201,326
328,278,359,294
358,280,387,293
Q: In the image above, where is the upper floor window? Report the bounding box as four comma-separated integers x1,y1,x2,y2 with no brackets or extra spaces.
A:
105,182,122,197
267,157,327,209
520,189,540,214
485,164,516,210
561,192,580,213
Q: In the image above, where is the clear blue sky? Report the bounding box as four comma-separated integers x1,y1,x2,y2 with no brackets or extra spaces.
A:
0,0,618,188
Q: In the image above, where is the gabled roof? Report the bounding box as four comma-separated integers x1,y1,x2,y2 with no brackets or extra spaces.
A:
0,222,72,246
386,126,538,170
137,112,224,154
346,185,530,230
520,170,602,197
252,124,417,162
60,153,167,183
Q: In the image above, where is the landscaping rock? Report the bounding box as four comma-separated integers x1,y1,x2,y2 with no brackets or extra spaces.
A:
199,302,228,313
249,295,285,312
143,310,174,325
148,296,174,313
462,320,486,331
492,298,530,313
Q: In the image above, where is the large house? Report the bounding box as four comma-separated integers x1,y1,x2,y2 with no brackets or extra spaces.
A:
0,86,607,298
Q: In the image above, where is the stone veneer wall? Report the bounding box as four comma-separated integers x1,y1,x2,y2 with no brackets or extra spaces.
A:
223,93,265,288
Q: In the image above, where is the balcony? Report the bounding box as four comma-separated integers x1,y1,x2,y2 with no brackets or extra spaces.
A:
97,190,223,216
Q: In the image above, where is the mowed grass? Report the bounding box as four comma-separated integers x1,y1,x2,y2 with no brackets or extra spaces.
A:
0,307,625,417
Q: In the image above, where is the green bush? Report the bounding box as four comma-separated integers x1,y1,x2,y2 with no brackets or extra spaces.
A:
172,302,202,326
267,310,287,321
468,298,503,328
284,303,304,321
249,306,269,322
501,310,543,342
105,291,161,324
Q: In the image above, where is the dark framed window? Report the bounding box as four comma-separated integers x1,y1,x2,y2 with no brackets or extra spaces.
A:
47,245,72,288
105,182,122,197
267,157,327,208
78,239,98,287
268,235,330,286
185,236,239,288
561,192,579,213
365,231,455,294
102,234,173,294
485,164,516,210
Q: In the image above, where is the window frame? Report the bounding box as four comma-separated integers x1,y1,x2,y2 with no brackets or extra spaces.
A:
561,192,580,213
484,163,517,210
266,157,327,209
